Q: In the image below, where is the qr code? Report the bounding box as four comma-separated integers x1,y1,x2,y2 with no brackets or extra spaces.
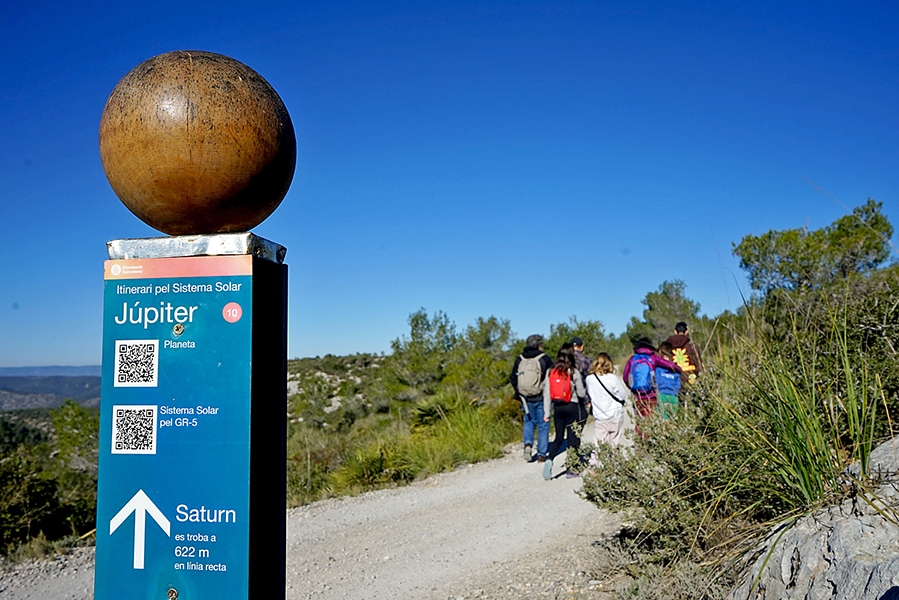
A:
112,405,158,454
113,340,159,387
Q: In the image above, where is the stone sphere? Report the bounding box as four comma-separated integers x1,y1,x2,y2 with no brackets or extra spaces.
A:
99,51,296,235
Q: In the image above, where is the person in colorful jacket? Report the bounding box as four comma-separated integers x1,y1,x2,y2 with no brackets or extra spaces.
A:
622,338,681,432
665,322,703,385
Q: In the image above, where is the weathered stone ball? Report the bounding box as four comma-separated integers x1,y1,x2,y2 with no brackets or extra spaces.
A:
99,51,296,235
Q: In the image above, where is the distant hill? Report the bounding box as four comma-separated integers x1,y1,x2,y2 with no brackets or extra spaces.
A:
0,366,101,377
0,375,101,410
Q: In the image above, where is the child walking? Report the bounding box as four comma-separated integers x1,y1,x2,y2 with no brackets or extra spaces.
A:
655,341,682,419
623,338,681,435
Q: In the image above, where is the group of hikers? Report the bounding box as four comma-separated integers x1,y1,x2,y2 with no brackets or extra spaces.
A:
509,322,703,480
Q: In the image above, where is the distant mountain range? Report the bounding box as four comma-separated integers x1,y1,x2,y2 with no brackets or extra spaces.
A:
0,366,101,377
0,369,101,410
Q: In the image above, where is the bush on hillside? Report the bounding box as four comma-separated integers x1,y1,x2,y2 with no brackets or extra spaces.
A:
0,414,48,454
0,402,98,557
0,446,61,552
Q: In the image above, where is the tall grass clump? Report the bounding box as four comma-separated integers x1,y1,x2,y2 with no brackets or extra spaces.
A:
329,438,415,494
286,423,340,505
714,315,882,510
405,391,519,475
328,390,519,494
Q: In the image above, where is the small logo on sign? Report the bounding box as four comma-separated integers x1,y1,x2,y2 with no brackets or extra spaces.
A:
222,302,242,323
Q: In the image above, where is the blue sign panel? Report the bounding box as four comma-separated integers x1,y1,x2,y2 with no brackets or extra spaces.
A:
96,255,254,600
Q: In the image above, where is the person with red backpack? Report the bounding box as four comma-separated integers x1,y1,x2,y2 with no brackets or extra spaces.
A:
622,338,681,434
541,344,587,480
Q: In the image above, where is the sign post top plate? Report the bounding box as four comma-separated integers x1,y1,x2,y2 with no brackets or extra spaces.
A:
107,233,286,264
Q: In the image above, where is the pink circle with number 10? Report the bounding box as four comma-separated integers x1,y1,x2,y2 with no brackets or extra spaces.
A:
222,302,243,323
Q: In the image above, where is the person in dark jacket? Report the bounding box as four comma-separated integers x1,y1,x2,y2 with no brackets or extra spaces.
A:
570,337,591,381
665,322,703,385
570,336,592,459
509,334,553,462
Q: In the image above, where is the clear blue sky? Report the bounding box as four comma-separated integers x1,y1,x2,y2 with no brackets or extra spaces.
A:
1,1,897,367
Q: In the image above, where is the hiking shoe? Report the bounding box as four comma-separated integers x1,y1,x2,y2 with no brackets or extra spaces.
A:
542,458,553,480
565,471,580,479
536,455,546,463
523,445,532,462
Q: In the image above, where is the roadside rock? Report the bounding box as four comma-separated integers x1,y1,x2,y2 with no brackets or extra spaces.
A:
729,438,899,600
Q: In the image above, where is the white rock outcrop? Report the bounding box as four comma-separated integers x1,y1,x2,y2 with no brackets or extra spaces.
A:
730,438,899,600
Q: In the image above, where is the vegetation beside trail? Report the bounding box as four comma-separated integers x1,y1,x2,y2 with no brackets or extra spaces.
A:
282,277,719,508
1,199,897,600
285,315,523,505
578,199,898,599
0,403,98,560
281,204,899,598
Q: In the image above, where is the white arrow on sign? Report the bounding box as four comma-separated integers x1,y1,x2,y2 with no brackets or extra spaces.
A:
109,489,171,569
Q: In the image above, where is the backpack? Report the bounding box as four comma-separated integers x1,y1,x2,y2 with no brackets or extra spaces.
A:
548,368,572,402
655,366,681,395
575,352,591,380
516,353,545,397
628,355,655,394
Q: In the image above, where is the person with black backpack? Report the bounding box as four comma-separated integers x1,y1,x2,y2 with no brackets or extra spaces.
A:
541,344,587,480
509,334,553,462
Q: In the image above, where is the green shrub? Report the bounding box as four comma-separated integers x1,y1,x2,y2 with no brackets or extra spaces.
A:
0,415,48,454
442,348,509,400
326,397,518,494
0,446,61,553
613,559,731,600
406,401,516,475
408,393,461,430
51,401,98,471
286,423,340,505
580,406,738,563
49,401,98,539
329,439,415,494
0,402,100,556
6,531,90,564
581,310,889,570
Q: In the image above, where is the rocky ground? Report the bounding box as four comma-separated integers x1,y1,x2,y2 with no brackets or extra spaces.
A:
728,437,899,600
1,443,627,600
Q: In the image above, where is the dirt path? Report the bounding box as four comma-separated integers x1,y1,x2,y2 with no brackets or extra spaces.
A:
1,444,621,599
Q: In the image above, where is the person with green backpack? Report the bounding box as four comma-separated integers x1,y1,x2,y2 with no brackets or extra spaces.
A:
509,334,553,462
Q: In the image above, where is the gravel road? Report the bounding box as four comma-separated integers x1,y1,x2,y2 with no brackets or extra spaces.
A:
1,443,622,599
